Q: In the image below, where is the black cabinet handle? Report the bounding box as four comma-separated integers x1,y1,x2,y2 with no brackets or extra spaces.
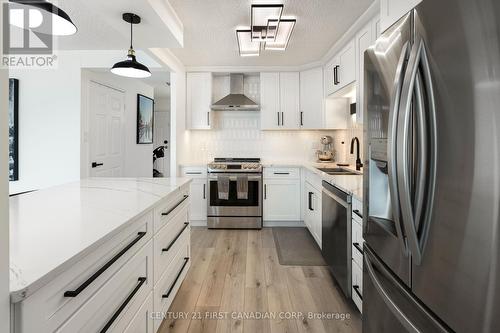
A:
300,111,304,126
162,195,189,216
162,257,190,299
100,277,147,333
353,209,363,219
162,223,189,252
281,112,284,126
274,172,290,175
92,162,103,168
333,66,337,85
64,231,147,297
185,172,202,175
353,285,363,300
277,112,280,126
207,112,210,126
353,242,363,254
264,184,267,199
308,192,314,211
203,184,206,199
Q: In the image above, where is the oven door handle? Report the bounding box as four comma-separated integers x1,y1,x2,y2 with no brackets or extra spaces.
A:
208,175,262,181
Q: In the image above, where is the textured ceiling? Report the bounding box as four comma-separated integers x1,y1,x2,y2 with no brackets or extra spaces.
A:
168,0,374,66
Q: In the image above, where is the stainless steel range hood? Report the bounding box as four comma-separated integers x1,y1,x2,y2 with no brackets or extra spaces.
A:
211,74,260,111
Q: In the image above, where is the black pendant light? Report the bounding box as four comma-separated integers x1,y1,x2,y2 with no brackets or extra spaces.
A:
111,13,151,78
9,0,77,36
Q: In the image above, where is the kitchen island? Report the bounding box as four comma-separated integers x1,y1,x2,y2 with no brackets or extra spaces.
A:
10,177,192,333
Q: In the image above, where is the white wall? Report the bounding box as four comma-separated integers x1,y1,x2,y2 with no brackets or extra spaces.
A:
0,4,10,332
8,54,82,194
80,70,155,178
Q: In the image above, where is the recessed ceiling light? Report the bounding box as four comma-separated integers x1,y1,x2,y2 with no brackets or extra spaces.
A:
251,4,283,41
265,19,296,51
9,0,77,36
111,13,151,78
236,29,260,57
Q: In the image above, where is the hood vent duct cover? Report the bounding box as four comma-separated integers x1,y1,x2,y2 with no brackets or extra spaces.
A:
211,74,260,111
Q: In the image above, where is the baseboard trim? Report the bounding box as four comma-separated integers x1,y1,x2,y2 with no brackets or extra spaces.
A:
263,221,305,227
190,220,207,227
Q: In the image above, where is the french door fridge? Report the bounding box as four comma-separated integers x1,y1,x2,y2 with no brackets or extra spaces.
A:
363,0,500,332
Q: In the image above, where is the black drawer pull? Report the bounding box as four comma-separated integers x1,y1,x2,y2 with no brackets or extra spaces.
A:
185,172,202,175
162,195,189,216
100,277,147,333
308,192,314,211
162,257,190,299
353,285,363,300
353,242,364,255
64,231,147,297
162,223,189,252
274,172,290,175
353,209,363,219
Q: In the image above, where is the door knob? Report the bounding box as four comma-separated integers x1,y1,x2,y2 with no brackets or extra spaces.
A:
92,162,103,168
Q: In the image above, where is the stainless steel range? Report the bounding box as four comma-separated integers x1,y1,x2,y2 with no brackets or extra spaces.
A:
207,158,262,229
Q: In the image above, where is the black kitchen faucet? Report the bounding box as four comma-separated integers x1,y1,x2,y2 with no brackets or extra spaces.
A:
350,137,363,171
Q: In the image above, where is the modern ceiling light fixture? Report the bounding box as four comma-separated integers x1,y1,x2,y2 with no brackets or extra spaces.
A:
250,4,283,41
237,3,295,57
111,13,151,79
9,0,77,36
264,18,296,51
236,29,260,57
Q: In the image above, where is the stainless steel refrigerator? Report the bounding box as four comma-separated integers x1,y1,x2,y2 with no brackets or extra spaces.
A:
363,0,500,332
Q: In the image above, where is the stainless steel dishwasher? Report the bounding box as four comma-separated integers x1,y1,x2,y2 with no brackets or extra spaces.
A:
322,180,352,298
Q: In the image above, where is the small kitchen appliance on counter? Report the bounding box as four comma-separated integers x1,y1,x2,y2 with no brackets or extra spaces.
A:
207,158,262,229
316,136,335,162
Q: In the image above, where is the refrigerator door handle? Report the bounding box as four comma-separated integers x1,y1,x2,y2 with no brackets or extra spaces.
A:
387,41,411,257
364,250,420,333
397,38,437,265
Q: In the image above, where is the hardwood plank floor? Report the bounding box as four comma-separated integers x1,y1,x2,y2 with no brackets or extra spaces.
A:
158,227,361,333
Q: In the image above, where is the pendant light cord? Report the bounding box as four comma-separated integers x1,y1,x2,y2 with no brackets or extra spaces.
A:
130,19,133,50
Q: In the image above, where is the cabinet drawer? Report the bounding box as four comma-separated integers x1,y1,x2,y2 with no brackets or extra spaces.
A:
181,166,207,178
304,169,322,191
352,197,363,224
56,240,153,332
352,219,364,267
154,188,190,232
153,236,190,332
13,213,153,333
352,259,363,313
153,206,190,284
118,292,154,333
264,167,300,179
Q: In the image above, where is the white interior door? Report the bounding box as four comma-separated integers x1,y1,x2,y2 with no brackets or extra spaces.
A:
153,111,170,176
89,82,125,177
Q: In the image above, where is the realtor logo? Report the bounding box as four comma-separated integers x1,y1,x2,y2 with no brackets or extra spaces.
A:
3,1,53,54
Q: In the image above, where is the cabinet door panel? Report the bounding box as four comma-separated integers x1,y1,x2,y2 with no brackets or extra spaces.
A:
189,179,207,221
187,72,212,130
356,23,374,124
260,72,281,130
300,67,324,129
338,41,356,89
380,0,422,33
264,180,301,221
279,72,300,129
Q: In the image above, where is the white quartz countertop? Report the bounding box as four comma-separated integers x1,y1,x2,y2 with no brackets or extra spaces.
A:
9,177,191,301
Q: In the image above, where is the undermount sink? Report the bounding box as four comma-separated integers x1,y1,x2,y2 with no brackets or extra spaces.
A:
315,167,360,176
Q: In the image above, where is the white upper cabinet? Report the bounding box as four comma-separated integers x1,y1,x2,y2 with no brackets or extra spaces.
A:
337,40,356,90
186,72,212,130
300,67,324,129
279,72,300,129
355,21,376,124
325,39,356,96
380,0,422,33
260,72,281,130
261,72,300,130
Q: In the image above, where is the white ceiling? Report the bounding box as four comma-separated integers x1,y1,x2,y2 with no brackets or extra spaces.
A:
168,0,374,67
55,0,182,50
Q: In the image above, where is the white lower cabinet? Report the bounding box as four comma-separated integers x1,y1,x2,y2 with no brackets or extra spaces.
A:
351,197,364,313
12,184,192,333
263,168,301,223
304,181,322,248
181,167,207,222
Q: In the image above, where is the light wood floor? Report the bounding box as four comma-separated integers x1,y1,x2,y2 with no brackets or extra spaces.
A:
158,227,361,333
